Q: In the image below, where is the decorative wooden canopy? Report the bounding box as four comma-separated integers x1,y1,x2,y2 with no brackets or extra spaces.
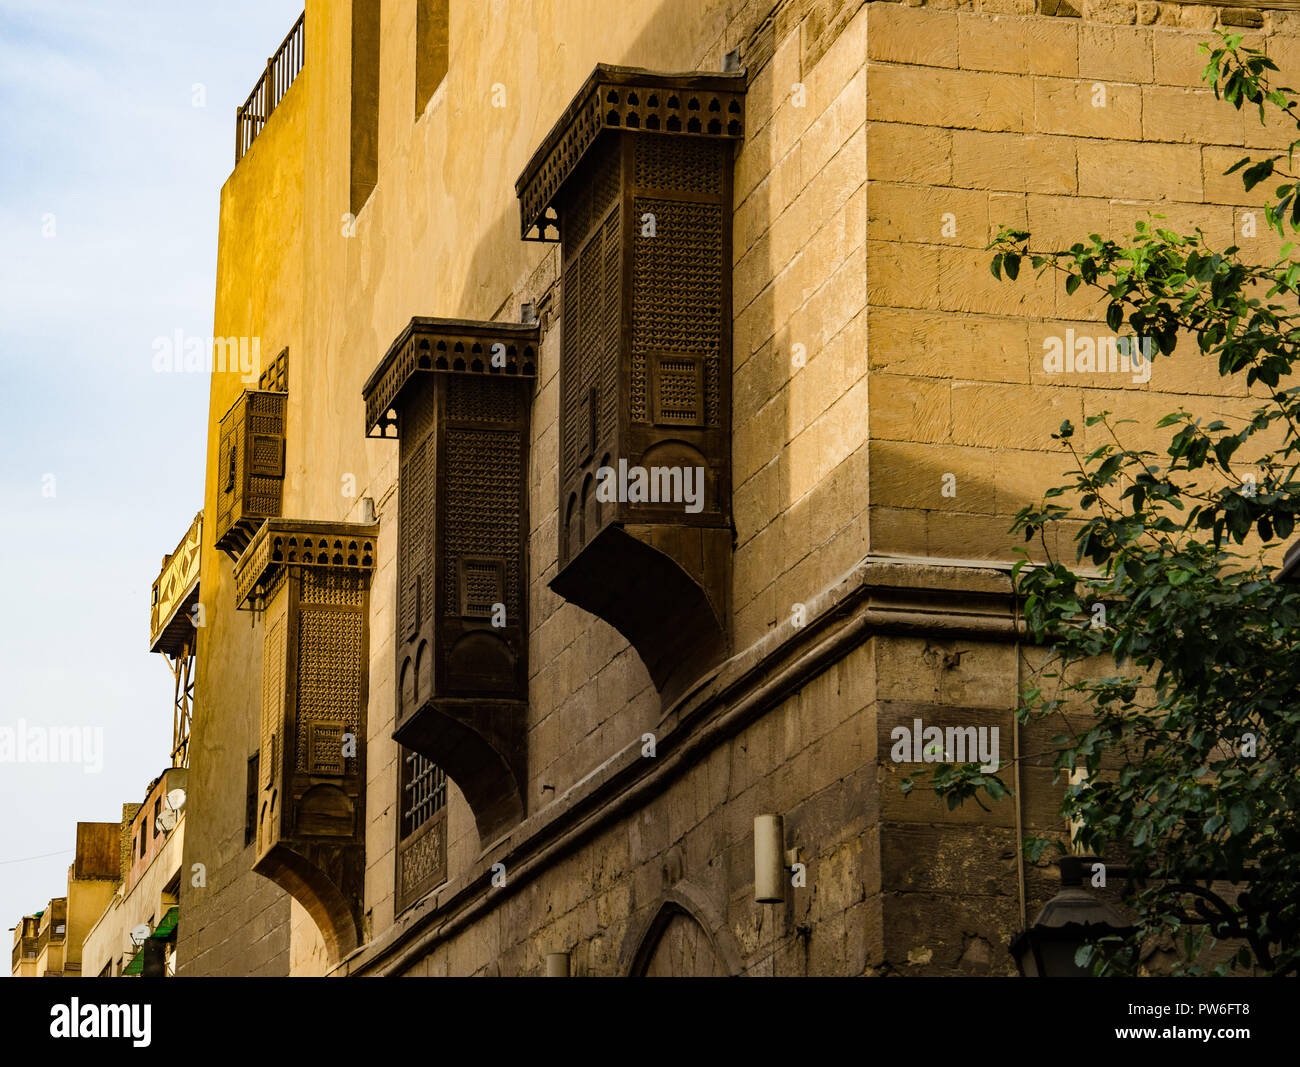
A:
515,64,747,241
362,318,538,438
233,519,378,611
150,511,203,655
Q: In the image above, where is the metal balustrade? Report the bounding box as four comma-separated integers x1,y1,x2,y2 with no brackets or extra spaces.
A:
235,12,305,164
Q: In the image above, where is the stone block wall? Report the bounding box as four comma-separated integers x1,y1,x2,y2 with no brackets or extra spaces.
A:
865,0,1295,562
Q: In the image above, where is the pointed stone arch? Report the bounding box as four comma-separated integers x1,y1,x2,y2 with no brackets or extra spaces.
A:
622,882,744,976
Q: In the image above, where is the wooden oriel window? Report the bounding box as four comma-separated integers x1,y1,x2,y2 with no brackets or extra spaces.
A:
214,389,287,558
362,318,536,848
515,64,746,705
232,519,378,963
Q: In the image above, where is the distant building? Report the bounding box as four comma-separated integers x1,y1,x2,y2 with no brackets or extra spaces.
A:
32,899,67,977
10,915,39,977
9,510,199,978
9,823,118,978
82,769,187,977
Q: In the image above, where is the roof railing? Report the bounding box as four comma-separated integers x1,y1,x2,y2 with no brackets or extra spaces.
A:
235,11,305,165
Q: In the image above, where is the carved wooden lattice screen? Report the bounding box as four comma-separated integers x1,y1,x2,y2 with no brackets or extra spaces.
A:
232,520,378,962
363,319,536,850
516,65,746,705
214,389,286,557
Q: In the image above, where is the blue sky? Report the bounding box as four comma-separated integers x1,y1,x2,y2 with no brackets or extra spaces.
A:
0,0,303,948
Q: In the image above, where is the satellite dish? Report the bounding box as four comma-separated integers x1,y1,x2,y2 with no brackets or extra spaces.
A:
165,788,186,812
129,923,151,946
155,810,177,835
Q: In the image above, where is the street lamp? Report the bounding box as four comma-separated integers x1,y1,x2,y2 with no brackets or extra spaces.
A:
1011,857,1135,977
1012,855,1278,975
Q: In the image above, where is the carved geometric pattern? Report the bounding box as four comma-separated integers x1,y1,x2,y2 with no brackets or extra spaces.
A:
459,557,504,618
600,209,620,442
398,808,446,902
301,570,366,608
577,239,601,458
653,353,703,424
561,204,621,478
399,439,429,639
262,612,285,790
307,720,346,776
443,429,522,617
249,434,284,477
601,85,743,138
516,65,745,240
561,261,581,484
447,374,523,424
636,133,723,194
245,391,285,433
294,609,363,774
632,197,723,427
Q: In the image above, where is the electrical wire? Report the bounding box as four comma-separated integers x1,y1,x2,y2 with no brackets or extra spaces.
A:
0,848,73,866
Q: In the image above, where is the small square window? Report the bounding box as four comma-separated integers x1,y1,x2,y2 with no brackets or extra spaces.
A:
458,557,505,618
651,352,704,426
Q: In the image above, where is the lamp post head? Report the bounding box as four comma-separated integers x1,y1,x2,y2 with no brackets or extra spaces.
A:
1011,867,1134,976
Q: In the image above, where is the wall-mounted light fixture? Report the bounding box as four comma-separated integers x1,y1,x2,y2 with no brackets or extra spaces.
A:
545,951,570,977
754,814,800,903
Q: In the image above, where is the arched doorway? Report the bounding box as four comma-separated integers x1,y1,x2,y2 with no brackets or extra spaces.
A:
623,884,744,976
638,909,727,976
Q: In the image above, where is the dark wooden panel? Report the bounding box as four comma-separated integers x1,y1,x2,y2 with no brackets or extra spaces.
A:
521,66,745,706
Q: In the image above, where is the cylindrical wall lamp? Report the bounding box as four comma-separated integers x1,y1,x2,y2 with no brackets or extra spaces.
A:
754,814,787,903
545,951,571,977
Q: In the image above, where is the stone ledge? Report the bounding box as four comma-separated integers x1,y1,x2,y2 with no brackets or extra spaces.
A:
333,553,1034,976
